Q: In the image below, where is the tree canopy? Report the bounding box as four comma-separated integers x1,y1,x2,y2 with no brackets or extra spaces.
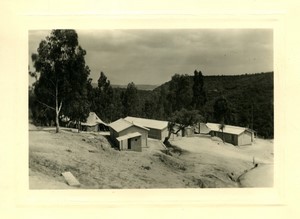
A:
91,71,115,122
31,29,90,132
170,109,203,131
123,82,139,117
167,74,193,112
192,70,207,110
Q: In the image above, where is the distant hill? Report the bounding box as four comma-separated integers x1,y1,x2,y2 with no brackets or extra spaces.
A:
92,83,158,91
154,72,273,93
153,72,274,138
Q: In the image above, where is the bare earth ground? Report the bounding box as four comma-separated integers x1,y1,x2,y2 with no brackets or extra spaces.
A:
170,136,273,188
29,126,273,189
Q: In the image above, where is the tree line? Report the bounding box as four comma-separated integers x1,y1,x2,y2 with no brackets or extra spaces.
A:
29,29,273,138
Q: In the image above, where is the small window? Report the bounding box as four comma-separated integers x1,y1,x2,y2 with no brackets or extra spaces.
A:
135,139,138,141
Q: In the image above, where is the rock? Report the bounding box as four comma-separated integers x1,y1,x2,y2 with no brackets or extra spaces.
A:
62,172,80,187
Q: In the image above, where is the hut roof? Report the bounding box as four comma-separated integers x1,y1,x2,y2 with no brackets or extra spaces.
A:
124,116,168,130
116,132,142,141
206,123,253,135
109,118,149,133
81,112,107,127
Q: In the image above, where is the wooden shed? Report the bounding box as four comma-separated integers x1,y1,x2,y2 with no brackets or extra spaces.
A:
109,118,149,151
206,123,255,146
124,116,168,141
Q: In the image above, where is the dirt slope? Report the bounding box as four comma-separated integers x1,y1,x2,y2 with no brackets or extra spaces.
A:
169,136,274,188
29,129,273,189
30,129,199,189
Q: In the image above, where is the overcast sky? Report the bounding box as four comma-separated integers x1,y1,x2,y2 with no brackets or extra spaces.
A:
29,29,273,85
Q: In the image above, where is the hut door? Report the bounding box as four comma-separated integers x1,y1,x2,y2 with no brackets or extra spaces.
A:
128,139,131,149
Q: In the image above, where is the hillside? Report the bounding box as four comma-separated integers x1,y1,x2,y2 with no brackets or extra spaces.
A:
153,72,274,138
92,83,158,91
204,73,274,138
29,127,273,189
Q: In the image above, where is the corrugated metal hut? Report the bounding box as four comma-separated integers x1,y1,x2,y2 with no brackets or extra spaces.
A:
124,116,168,141
109,118,149,151
206,123,255,146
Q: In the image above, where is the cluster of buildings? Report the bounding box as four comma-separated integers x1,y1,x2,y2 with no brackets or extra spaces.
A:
80,112,256,152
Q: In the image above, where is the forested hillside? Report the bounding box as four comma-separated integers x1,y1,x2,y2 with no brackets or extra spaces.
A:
29,71,273,138
151,72,274,138
91,83,158,91
204,73,273,138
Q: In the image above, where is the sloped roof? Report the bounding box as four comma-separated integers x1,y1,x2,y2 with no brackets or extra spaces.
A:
116,132,142,141
124,116,168,130
81,112,107,126
109,118,149,133
206,123,251,135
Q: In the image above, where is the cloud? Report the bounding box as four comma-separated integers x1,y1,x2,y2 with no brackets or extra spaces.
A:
29,29,273,85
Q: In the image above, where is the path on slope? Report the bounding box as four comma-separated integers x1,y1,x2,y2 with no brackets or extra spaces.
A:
169,136,273,188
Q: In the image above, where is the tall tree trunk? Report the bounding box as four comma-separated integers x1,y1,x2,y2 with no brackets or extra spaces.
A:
55,110,60,133
164,122,174,144
55,83,62,133
220,117,225,143
77,121,81,133
164,131,172,144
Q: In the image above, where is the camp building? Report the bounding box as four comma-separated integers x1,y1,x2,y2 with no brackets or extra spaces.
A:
124,116,168,141
81,112,109,132
109,118,149,152
206,123,255,146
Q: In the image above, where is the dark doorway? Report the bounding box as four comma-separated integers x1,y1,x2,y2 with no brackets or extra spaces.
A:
128,139,131,149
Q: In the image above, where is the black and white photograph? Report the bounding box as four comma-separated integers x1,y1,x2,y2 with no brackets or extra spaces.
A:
28,29,274,189
4,0,300,218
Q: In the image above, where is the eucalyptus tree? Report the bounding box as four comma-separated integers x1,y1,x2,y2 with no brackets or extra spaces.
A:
31,29,90,132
